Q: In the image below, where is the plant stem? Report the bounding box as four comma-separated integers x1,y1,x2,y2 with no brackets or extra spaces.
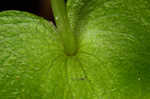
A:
51,0,77,56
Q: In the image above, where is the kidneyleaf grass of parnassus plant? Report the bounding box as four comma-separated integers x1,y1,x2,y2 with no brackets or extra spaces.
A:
0,0,150,99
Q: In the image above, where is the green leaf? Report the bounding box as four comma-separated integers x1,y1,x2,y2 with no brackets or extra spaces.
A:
0,10,64,99
67,0,150,98
0,0,150,99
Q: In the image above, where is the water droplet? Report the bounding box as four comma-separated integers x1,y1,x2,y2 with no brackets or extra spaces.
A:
0,36,4,39
138,77,141,81
10,56,17,60
141,17,149,26
10,80,15,85
22,89,25,92
111,88,117,92
16,76,20,80
1,89,6,92
16,97,21,99
6,74,9,78
56,17,58,20
12,91,19,95
104,1,112,8
31,46,34,49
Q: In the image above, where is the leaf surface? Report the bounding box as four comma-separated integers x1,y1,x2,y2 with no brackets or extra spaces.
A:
67,0,150,98
0,10,66,99
0,0,150,98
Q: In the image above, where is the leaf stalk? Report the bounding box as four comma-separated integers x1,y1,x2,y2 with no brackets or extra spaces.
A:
51,0,77,56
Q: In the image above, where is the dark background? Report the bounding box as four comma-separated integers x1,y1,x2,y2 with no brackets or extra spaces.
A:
0,0,67,21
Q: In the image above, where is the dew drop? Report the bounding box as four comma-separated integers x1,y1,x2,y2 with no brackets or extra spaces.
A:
22,89,25,92
31,45,34,49
56,17,59,20
10,56,17,60
138,77,141,81
0,36,4,39
111,88,117,92
1,89,6,92
16,97,21,99
6,74,9,78
12,91,19,95
104,2,111,8
10,80,15,85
